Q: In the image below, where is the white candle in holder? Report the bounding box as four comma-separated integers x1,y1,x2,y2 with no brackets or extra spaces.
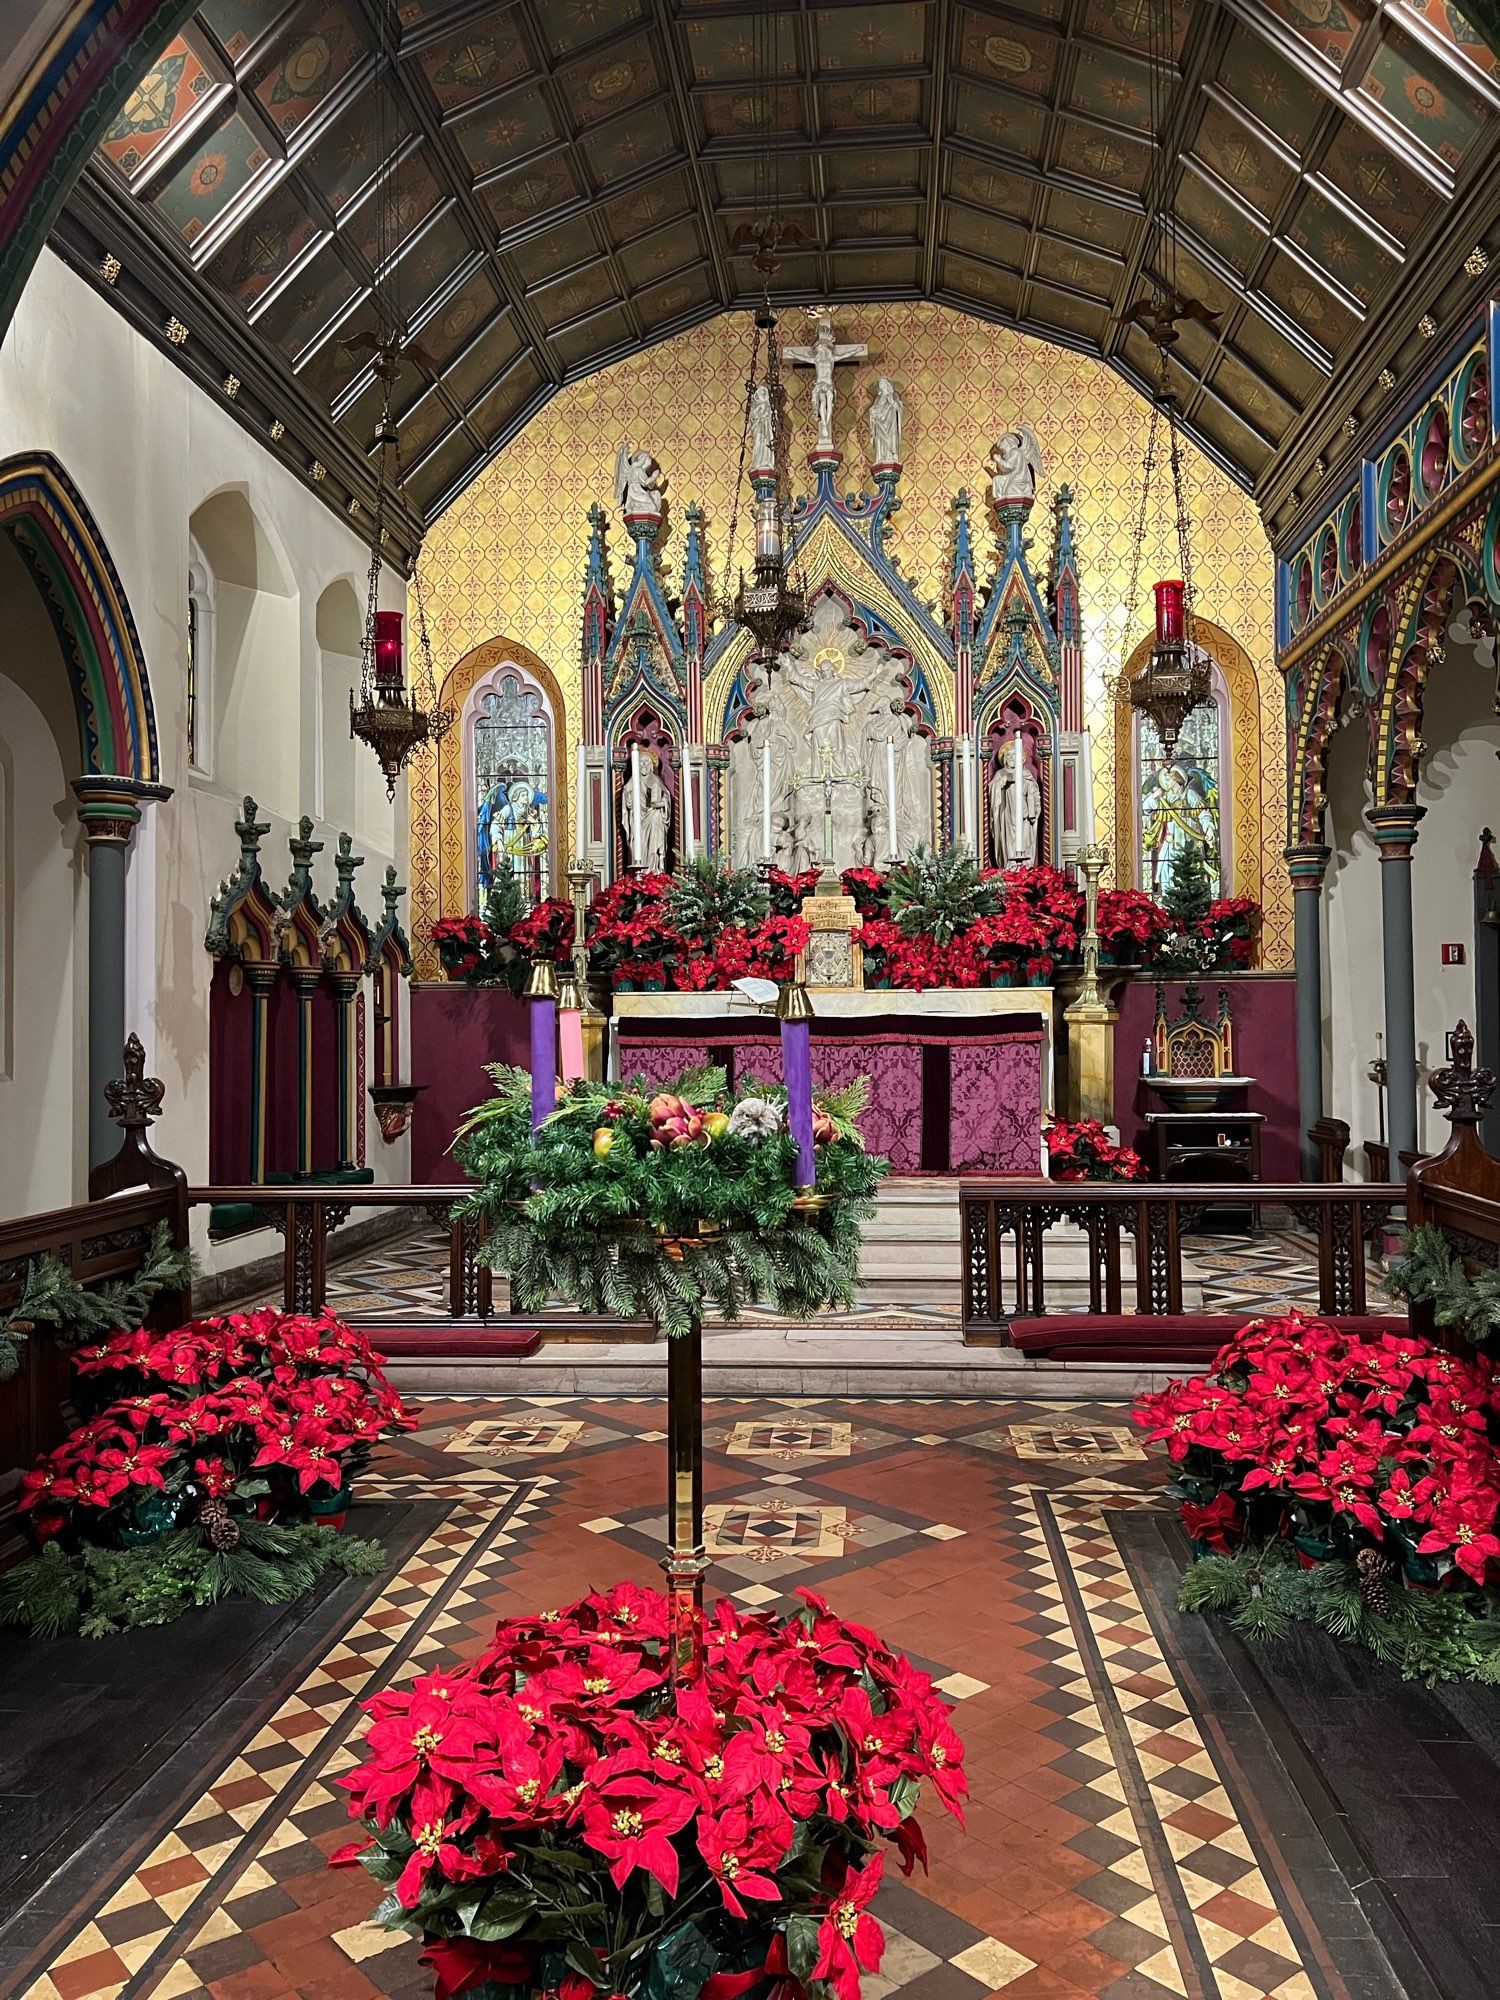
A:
684,749,698,858
885,736,898,862
1012,737,1024,861
630,744,644,871
761,741,773,861
575,742,586,857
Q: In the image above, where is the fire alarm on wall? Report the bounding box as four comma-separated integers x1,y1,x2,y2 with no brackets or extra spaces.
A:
1441,942,1466,965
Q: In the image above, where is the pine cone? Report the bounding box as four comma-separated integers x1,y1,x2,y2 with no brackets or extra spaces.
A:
201,1496,241,1551
1356,1547,1392,1617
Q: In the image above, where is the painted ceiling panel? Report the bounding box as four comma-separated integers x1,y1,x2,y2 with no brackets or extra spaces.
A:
81,0,1500,515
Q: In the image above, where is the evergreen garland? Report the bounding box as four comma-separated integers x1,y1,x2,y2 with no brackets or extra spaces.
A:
0,1519,385,1641
1383,1224,1500,1348
1178,1538,1500,1685
884,845,1003,946
0,1224,194,1382
453,1066,884,1338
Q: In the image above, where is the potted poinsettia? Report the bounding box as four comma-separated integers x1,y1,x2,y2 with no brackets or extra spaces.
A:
337,1581,967,2000
1045,1118,1146,1182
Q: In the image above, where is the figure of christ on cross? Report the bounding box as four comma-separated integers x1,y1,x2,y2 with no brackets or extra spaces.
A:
783,312,869,452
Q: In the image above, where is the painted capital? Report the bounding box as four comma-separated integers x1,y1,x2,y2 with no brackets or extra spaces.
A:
72,775,170,846
1284,841,1331,890
1368,803,1425,860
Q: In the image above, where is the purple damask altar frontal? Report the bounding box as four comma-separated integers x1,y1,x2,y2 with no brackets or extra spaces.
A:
615,1013,1044,1174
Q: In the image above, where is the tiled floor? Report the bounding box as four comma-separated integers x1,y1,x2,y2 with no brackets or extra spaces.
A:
0,1395,1418,2000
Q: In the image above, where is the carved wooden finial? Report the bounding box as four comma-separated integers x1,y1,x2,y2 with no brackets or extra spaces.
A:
1428,1020,1496,1129
104,1034,165,1130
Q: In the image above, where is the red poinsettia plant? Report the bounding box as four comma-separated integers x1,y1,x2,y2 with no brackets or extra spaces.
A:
1095,888,1171,961
677,915,813,991
1045,1119,1146,1182
338,1583,966,2000
25,1310,413,1546
431,915,504,983
510,898,575,962
1201,896,1260,970
997,865,1083,957
1134,1312,1500,1585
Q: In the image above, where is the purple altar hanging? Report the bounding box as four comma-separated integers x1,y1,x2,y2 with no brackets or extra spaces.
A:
780,1013,816,1187
530,997,557,1133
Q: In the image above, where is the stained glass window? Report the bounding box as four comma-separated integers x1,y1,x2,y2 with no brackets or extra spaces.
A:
473,672,552,909
1136,663,1227,899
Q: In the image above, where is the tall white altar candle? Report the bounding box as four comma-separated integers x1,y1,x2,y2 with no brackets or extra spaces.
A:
575,742,586,859
885,736,898,862
1012,736,1024,862
1079,729,1095,841
630,744,644,872
957,740,971,851
761,741,773,861
684,749,698,858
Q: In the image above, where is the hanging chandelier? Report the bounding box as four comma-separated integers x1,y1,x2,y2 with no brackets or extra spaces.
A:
348,2,451,797
1111,0,1214,756
349,354,453,798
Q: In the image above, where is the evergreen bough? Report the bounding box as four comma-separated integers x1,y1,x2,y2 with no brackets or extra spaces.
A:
884,844,1003,946
1178,1538,1500,1685
1384,1223,1500,1348
665,857,769,942
0,1223,194,1382
453,1066,884,1338
0,1520,385,1641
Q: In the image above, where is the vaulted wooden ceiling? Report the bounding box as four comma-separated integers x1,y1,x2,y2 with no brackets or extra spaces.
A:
70,0,1500,543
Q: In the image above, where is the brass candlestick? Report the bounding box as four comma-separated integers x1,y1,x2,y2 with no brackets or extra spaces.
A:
1076,840,1109,1009
565,862,600,1017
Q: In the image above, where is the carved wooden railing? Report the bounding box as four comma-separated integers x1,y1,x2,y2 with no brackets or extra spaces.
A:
958,1181,1404,1344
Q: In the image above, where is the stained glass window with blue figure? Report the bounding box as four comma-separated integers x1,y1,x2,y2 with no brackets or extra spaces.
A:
1137,671,1226,900
474,674,551,910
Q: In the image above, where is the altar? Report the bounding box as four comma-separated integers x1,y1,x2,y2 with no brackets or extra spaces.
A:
613,989,1051,1175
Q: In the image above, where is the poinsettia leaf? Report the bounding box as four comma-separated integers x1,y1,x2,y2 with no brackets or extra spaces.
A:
785,1914,822,1981
564,1941,608,1986
889,1773,922,1820
469,1897,532,1943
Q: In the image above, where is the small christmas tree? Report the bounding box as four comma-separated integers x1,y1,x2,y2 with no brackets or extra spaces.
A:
1162,837,1213,931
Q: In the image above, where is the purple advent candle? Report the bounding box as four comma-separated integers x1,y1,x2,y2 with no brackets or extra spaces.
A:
781,1015,816,1188
530,996,557,1134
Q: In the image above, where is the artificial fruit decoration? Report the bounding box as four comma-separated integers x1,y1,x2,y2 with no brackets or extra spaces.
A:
648,1093,706,1147
703,1110,731,1141
592,1127,616,1158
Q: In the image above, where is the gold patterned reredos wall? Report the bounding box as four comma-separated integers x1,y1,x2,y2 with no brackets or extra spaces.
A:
412,300,1289,972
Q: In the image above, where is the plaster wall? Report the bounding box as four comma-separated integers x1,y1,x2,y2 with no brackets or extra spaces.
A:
0,532,87,1213
0,249,412,1260
1322,633,1500,1167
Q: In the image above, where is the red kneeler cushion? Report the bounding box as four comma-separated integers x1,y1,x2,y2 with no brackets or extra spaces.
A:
1007,1313,1407,1364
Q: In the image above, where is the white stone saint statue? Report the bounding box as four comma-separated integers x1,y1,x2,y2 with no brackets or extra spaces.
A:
748,384,776,471
989,423,1044,507
783,312,868,452
786,648,876,769
868,377,903,467
623,751,671,873
614,443,665,521
990,735,1042,867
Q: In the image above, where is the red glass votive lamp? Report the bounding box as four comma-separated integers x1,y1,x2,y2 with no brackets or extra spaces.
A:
373,610,405,688
1153,579,1185,646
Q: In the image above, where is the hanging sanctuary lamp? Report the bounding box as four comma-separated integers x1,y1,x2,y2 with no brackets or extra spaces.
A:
349,356,453,797
722,0,809,661
1112,0,1216,755
347,0,452,797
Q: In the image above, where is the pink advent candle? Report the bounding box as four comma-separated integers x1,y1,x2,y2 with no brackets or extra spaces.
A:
559,1005,585,1084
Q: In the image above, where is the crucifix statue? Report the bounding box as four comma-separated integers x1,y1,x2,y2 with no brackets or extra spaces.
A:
783,311,868,453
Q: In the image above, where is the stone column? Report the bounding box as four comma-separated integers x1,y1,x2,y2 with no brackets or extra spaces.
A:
288,969,322,1176
331,972,361,1170
244,965,278,1181
1285,842,1331,1179
72,777,170,1171
1369,805,1424,1168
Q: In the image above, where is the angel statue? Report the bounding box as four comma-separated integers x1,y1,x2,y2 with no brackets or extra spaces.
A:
614,443,665,522
989,423,1044,507
868,377,903,467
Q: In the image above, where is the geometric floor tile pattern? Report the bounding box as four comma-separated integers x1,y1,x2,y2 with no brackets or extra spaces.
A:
0,1394,1412,2000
